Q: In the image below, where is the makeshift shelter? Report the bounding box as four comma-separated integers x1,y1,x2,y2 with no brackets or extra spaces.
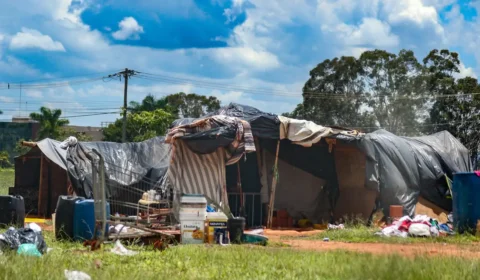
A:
169,103,472,226
11,137,172,217
12,139,69,217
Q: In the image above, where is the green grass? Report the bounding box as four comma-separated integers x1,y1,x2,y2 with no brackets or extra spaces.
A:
0,231,480,279
0,169,14,195
286,225,480,245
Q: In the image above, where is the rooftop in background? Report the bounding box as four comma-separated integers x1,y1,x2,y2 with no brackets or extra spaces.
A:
67,125,103,141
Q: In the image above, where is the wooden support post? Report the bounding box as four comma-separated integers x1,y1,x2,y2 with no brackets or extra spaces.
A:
267,140,281,228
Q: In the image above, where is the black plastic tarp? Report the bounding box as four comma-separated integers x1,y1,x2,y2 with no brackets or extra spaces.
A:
350,130,472,215
170,103,472,217
172,103,280,139
67,137,171,201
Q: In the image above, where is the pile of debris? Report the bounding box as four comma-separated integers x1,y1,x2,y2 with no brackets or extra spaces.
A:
375,214,454,238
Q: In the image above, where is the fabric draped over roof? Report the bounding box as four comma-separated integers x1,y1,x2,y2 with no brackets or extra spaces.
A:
170,103,472,216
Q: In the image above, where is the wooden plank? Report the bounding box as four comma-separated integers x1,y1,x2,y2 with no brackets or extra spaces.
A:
37,154,45,217
267,140,281,228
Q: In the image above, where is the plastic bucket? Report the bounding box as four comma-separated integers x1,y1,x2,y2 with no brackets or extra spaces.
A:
228,217,245,244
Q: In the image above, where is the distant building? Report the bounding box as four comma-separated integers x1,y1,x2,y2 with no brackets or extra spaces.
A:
0,117,104,161
66,125,103,141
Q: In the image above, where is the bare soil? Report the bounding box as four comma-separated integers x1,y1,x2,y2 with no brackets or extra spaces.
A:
264,229,480,258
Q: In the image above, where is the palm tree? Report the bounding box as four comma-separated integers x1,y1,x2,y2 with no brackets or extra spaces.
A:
30,107,69,140
129,94,169,113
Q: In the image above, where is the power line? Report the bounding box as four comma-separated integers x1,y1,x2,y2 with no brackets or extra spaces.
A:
60,112,121,118
134,72,480,101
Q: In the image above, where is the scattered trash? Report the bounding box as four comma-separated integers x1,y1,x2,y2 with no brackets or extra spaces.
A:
47,248,54,254
64,270,91,280
249,228,264,235
0,228,47,254
110,240,138,256
17,244,42,257
328,224,345,230
26,223,42,233
408,223,431,237
323,237,330,242
376,215,454,238
109,224,129,234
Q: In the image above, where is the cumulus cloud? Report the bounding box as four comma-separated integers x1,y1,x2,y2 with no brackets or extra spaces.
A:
112,17,144,40
212,47,280,70
25,90,44,99
9,28,66,51
0,96,15,103
454,62,477,79
338,18,399,48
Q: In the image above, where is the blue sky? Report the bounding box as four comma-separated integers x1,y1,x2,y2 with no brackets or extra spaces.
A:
0,0,479,126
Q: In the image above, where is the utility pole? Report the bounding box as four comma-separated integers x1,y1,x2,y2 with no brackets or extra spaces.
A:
122,68,129,143
105,68,136,143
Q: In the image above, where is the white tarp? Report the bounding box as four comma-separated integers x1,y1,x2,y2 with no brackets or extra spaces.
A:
278,116,361,147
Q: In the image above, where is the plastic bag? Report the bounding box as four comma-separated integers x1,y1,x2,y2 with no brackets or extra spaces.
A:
110,240,138,256
408,223,431,237
17,244,42,257
0,228,47,254
26,223,42,233
64,270,91,280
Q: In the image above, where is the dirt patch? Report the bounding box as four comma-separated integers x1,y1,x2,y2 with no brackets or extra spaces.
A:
260,229,324,241
281,239,480,258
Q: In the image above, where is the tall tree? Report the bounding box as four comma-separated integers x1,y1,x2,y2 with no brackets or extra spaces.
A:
359,49,427,135
164,92,221,118
129,93,221,118
424,49,480,161
30,107,69,140
286,56,376,130
129,94,170,113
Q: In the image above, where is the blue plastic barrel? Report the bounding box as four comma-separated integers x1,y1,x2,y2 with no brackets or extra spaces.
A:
452,172,480,233
73,200,110,241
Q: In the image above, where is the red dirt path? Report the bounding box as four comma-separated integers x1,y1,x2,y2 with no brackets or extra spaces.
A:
263,229,480,258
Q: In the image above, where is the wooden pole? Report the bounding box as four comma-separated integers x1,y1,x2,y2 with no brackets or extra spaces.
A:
267,140,281,228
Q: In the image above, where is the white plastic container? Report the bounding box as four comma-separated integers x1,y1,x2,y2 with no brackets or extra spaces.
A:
179,195,207,244
179,195,207,218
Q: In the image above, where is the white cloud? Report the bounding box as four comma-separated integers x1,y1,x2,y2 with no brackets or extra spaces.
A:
10,28,66,51
25,90,43,99
212,47,280,70
383,0,444,36
112,17,144,40
0,96,15,103
338,18,399,48
454,62,477,79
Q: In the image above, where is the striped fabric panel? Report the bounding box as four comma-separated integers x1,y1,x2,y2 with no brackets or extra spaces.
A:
167,140,228,208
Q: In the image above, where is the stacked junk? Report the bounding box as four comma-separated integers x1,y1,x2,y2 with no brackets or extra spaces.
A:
5,103,480,247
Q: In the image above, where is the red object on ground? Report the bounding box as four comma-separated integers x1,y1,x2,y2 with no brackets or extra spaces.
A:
389,205,403,219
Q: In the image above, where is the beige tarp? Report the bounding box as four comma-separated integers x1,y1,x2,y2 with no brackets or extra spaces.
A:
278,116,362,147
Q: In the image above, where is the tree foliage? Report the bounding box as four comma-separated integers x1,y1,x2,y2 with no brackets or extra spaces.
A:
106,92,220,142
0,151,12,168
103,109,175,142
57,127,94,142
129,92,221,118
30,107,69,140
286,48,480,157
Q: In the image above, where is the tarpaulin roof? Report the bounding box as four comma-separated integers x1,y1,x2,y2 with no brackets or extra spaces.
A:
354,130,472,214
66,136,171,199
21,137,172,201
170,103,472,216
25,139,68,170
172,103,280,139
